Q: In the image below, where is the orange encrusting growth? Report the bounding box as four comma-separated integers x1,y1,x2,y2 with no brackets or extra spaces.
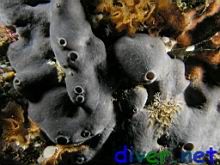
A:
197,51,220,65
177,0,220,46
97,0,157,34
1,102,41,149
43,145,88,165
157,0,189,32
97,0,220,47
0,25,17,46
1,102,88,165
186,65,204,86
211,32,220,48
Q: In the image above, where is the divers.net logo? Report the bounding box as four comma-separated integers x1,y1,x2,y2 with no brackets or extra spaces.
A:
114,145,218,164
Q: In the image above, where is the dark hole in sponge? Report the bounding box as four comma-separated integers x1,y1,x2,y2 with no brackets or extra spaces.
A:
76,95,85,104
58,38,67,47
68,51,79,62
157,134,170,146
145,71,155,81
184,86,207,109
217,103,220,113
24,0,50,7
81,130,91,138
14,78,21,86
74,86,84,94
55,135,69,145
132,106,138,113
75,156,85,164
183,143,194,151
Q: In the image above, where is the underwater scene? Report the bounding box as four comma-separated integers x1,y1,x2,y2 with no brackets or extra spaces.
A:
0,0,220,164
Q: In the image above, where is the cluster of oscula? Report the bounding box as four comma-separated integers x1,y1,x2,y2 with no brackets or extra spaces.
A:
1,0,220,164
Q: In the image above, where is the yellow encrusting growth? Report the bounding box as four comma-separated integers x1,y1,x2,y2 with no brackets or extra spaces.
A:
96,0,157,34
47,60,65,83
146,93,181,138
0,70,15,86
